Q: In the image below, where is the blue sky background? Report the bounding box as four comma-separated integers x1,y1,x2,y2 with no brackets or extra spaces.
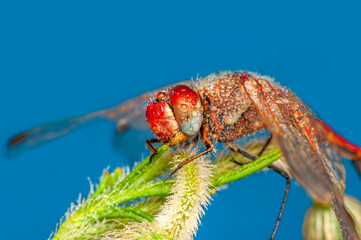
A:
1,1,361,239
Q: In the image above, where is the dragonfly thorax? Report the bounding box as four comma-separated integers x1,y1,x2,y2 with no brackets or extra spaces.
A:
196,71,266,142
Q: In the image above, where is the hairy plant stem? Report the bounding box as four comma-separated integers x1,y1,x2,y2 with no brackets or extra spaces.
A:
51,145,282,240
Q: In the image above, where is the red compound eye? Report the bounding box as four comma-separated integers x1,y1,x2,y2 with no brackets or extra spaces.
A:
169,85,199,107
168,85,203,136
146,101,179,142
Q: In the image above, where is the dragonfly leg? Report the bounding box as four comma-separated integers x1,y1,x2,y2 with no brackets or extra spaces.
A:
146,138,160,163
225,141,290,240
224,142,258,161
230,156,246,166
164,135,213,181
257,135,273,156
268,165,291,240
228,133,274,165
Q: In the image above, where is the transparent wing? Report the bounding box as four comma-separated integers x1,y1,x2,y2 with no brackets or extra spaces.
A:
270,81,346,191
310,117,361,177
244,78,345,196
7,81,191,157
243,77,360,239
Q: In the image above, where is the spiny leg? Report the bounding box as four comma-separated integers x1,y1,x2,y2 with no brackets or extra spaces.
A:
225,142,257,161
268,165,290,240
164,125,212,181
258,135,291,240
164,136,213,181
146,135,201,164
146,138,160,163
224,141,290,240
257,135,273,157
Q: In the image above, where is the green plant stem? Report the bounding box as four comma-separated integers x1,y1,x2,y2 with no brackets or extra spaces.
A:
212,148,282,186
97,206,154,222
51,146,283,240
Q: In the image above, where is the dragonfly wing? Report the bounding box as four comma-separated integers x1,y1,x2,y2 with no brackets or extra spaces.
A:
243,77,360,240
330,193,361,240
7,81,192,156
277,130,360,240
244,77,343,201
310,117,361,177
7,109,111,157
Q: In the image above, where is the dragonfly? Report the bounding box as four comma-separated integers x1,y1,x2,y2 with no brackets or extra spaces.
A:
8,70,361,239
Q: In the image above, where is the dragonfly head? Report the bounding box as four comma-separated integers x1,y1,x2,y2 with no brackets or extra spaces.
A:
146,85,203,146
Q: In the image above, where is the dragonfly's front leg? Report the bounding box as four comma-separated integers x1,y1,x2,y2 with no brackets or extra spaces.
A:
146,138,161,163
164,126,213,181
164,142,213,181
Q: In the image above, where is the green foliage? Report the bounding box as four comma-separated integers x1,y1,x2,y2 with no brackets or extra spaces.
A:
50,145,282,240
